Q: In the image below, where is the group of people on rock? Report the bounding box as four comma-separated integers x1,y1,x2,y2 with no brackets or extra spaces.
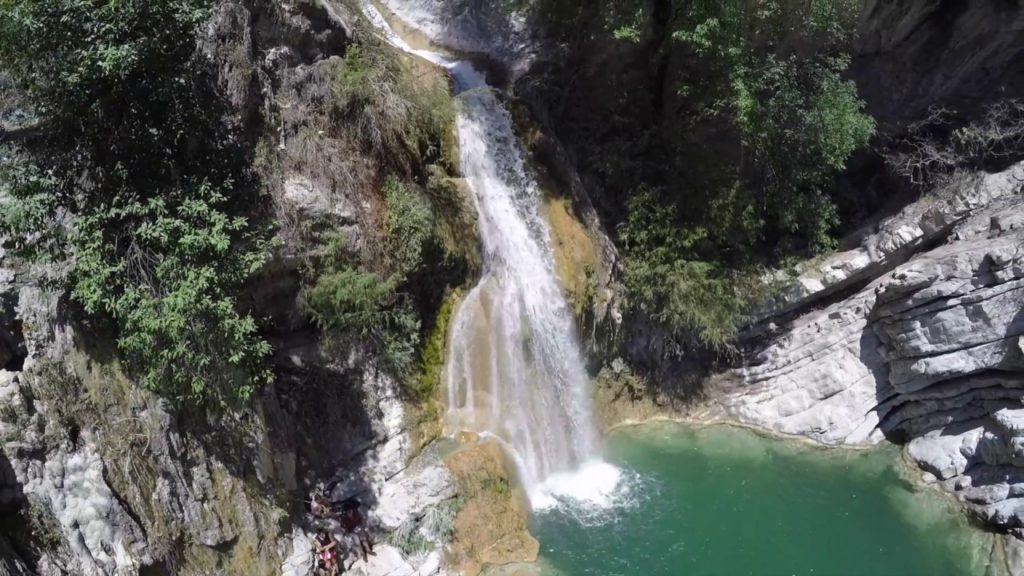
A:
309,490,375,575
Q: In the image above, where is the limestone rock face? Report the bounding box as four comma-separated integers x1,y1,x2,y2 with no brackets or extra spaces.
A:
0,277,293,574
0,284,455,576
14,439,148,574
374,459,456,531
720,162,1024,554
279,445,457,576
758,164,1024,320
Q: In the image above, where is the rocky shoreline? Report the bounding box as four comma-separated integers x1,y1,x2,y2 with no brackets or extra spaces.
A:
586,158,1024,574
699,161,1024,574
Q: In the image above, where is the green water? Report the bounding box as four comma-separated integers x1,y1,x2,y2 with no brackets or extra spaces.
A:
532,423,997,576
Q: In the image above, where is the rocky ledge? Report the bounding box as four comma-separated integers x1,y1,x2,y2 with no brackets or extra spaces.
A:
715,161,1024,566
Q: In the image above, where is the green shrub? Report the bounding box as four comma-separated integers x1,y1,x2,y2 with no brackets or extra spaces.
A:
302,177,445,380
380,176,434,280
0,0,273,404
301,170,475,388
0,150,63,262
620,189,755,352
302,265,420,376
304,268,396,334
73,185,274,401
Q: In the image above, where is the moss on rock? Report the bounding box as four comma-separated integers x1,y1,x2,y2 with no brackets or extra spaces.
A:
543,196,602,319
443,438,539,575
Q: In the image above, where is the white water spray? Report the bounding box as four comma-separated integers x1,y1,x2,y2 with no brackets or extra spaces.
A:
364,1,622,509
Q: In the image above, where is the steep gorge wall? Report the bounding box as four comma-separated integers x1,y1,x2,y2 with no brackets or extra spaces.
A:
0,0,487,574
708,4,1024,551
484,0,1024,559
720,164,1024,444
2,0,1021,572
705,0,1024,546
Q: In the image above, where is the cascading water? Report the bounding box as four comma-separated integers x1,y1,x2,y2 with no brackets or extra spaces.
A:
363,1,622,509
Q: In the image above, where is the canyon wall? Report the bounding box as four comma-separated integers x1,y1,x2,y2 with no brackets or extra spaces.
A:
0,0,495,573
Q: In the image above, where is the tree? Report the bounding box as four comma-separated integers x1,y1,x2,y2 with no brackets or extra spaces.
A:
672,0,874,255
619,189,751,352
526,0,875,351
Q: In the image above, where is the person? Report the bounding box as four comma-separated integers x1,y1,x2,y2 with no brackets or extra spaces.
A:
309,491,331,520
338,498,374,563
312,529,340,576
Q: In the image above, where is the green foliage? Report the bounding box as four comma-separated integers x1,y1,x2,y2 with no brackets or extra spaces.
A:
73,185,274,401
424,166,481,272
730,54,874,252
302,170,473,390
304,267,396,335
303,265,420,376
522,0,874,351
613,25,641,43
381,176,434,280
0,0,273,404
411,288,460,403
0,0,212,120
481,475,511,497
671,0,874,256
0,150,62,261
620,190,758,351
302,177,446,380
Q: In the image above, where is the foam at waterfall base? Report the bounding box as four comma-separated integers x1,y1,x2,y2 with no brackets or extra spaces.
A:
530,460,646,526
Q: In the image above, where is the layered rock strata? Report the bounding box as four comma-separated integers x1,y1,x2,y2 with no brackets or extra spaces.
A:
719,162,1024,559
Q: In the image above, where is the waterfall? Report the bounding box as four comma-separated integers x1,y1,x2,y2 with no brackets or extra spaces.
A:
363,1,621,509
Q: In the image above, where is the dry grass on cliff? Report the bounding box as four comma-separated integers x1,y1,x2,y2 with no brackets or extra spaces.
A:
330,41,455,175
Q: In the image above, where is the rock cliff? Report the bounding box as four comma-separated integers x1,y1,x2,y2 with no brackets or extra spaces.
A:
0,0,495,574
851,0,1024,127
3,0,1023,573
717,161,1024,562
